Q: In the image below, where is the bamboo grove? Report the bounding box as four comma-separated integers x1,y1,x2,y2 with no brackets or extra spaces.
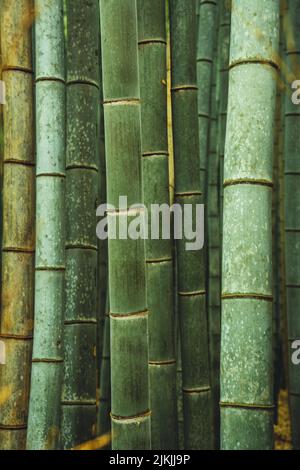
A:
0,0,299,451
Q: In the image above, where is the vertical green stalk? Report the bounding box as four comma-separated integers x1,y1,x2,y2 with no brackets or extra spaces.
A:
100,0,151,450
170,0,212,449
27,0,65,450
207,34,221,449
217,0,231,237
197,0,218,193
98,293,111,440
284,0,300,450
96,43,108,440
220,0,279,450
137,0,177,450
0,0,34,450
61,0,101,449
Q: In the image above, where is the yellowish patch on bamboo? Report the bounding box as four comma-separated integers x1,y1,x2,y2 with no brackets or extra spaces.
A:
71,432,111,451
0,385,13,406
274,389,292,450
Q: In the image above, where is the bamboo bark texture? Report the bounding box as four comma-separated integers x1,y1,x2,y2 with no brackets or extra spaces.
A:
170,0,212,450
220,0,279,450
100,0,151,450
284,0,300,449
27,0,65,450
137,0,177,450
0,0,35,450
61,0,101,449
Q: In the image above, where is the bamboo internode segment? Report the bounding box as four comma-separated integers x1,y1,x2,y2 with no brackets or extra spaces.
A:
100,0,150,450
138,0,177,450
60,0,101,449
284,0,300,450
170,0,213,450
0,0,34,450
220,0,279,450
26,0,65,451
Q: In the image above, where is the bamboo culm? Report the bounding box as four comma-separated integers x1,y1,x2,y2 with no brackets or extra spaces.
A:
220,0,279,450
284,0,300,450
170,0,213,450
97,294,111,440
61,0,101,449
137,0,177,450
27,0,65,450
0,0,35,450
197,0,218,193
100,0,151,450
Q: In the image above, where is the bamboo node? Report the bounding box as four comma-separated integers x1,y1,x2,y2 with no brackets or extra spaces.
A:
111,410,151,422
110,309,149,319
103,98,140,106
178,290,206,297
222,293,273,302
220,401,275,411
171,85,198,93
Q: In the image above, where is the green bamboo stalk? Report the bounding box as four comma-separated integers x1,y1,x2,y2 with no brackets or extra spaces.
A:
207,31,221,450
284,0,300,450
197,0,218,193
61,0,101,449
137,0,177,450
220,0,279,450
279,0,289,395
170,0,213,450
208,0,231,448
272,89,281,425
27,0,65,450
96,45,108,439
98,293,111,440
217,0,231,236
0,0,34,450
99,0,151,450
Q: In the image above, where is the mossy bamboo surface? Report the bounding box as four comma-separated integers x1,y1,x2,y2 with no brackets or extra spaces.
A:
284,0,300,449
137,0,177,450
61,0,101,449
197,0,217,193
100,0,151,450
27,0,65,450
0,0,34,450
170,0,212,450
220,0,279,450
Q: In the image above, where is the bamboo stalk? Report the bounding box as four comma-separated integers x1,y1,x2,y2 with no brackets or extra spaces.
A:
217,0,231,237
220,0,279,450
197,0,218,194
284,0,300,450
99,0,151,450
207,26,221,449
61,0,101,449
0,0,35,450
169,0,213,449
27,0,65,450
97,294,111,440
137,0,177,450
